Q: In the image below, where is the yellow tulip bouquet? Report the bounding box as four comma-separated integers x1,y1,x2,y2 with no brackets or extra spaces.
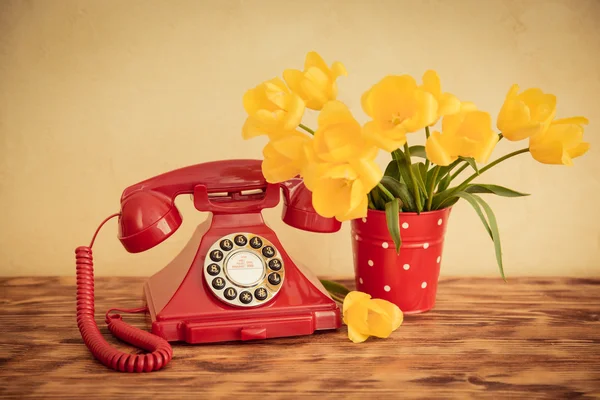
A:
241,51,590,281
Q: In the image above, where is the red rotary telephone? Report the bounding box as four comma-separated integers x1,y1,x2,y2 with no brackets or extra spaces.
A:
75,159,342,372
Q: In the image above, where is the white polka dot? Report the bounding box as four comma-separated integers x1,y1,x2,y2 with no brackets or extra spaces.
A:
368,260,374,267
382,242,389,249
354,235,359,240
362,217,367,223
436,256,441,263
423,243,429,249
438,218,443,225
421,282,427,289
359,278,363,284
401,222,409,229
384,285,391,292
403,264,410,270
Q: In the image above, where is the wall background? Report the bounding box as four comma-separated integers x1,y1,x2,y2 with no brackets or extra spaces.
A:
1,0,599,278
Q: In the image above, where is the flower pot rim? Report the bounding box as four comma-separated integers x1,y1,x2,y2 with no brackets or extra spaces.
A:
365,206,453,216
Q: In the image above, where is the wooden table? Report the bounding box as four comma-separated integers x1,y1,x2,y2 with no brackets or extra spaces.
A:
1,276,599,398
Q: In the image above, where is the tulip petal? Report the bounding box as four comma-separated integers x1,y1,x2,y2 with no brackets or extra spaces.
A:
473,133,500,164
261,159,300,182
343,291,371,316
338,194,368,221
305,51,329,73
421,70,441,98
270,133,309,159
301,78,330,109
241,118,265,139
370,299,403,331
305,67,330,91
349,158,383,191
312,178,352,218
331,61,348,78
363,121,406,152
441,113,464,136
282,93,306,131
534,122,583,150
361,88,374,117
519,88,556,122
400,89,438,132
497,100,539,141
438,92,461,116
283,69,305,94
349,179,366,211
529,139,565,165
552,116,589,126
364,310,393,339
317,100,353,127
460,111,492,141
344,302,370,336
568,142,590,159
425,131,455,166
301,158,329,191
347,324,370,343
322,163,359,180
459,102,478,113
368,75,418,122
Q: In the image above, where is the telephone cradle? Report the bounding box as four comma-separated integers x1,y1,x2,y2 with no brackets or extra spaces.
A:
75,159,342,372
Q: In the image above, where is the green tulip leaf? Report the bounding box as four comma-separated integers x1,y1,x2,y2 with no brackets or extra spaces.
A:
465,184,530,197
381,176,417,211
437,173,452,193
370,186,386,210
460,156,479,175
384,159,401,181
472,194,505,281
408,145,427,158
411,163,428,199
385,198,402,253
452,192,505,280
453,192,492,239
320,279,351,297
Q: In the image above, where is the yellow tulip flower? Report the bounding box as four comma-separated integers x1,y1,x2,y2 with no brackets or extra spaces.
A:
313,100,378,162
497,84,557,141
362,75,438,152
425,110,499,166
419,70,461,124
261,131,312,183
302,155,383,221
283,51,348,110
242,77,305,140
342,291,403,343
529,117,590,166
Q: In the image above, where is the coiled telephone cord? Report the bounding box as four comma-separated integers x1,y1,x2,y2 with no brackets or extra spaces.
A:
75,213,173,372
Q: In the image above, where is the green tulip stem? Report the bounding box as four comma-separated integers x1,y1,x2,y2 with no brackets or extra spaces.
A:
299,123,315,135
424,126,431,171
449,163,469,182
377,183,396,202
404,143,423,212
453,147,530,193
425,166,441,210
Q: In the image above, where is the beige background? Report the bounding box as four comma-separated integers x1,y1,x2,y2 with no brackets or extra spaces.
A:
1,0,599,278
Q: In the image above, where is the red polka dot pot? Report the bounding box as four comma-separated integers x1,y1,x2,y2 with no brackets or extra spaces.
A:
351,207,452,314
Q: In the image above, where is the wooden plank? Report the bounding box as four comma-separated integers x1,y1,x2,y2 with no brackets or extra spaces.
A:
0,276,599,398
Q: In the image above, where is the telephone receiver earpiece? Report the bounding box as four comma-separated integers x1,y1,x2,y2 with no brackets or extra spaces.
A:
118,190,183,253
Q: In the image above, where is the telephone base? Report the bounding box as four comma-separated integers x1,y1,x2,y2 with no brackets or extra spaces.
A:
148,309,340,344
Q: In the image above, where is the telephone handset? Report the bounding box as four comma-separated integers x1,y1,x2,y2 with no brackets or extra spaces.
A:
75,159,342,372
